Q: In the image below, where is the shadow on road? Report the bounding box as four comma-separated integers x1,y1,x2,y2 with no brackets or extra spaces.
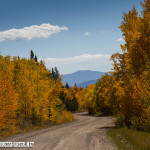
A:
79,112,94,117
97,126,116,130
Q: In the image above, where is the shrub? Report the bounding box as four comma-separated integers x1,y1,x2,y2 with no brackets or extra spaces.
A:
95,111,103,117
130,117,144,131
115,114,126,128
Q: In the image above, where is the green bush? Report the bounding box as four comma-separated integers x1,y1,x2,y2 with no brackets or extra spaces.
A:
130,117,145,131
115,114,126,128
95,111,103,117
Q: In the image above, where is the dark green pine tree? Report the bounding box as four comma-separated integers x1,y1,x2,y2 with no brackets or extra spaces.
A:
51,67,55,79
51,67,60,81
54,67,60,80
72,95,78,112
18,56,20,60
30,50,34,60
34,55,38,62
65,94,78,112
65,83,70,89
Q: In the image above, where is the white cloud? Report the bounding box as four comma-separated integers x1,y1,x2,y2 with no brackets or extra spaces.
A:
43,53,111,64
117,38,124,42
0,23,68,42
84,32,89,36
40,53,112,74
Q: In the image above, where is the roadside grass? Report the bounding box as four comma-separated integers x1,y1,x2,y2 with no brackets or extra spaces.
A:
0,115,75,140
107,128,150,150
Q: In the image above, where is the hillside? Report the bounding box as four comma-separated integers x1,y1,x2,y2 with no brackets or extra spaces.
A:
63,70,105,87
77,79,98,88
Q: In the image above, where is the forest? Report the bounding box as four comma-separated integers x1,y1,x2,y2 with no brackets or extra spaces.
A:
0,51,83,137
82,0,150,132
0,0,150,138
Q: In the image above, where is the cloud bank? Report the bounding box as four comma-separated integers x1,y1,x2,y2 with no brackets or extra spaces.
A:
44,54,111,64
0,23,68,42
40,54,112,74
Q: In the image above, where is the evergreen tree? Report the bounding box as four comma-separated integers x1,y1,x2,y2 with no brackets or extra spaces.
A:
51,67,60,81
51,67,55,79
74,83,77,87
30,50,34,60
34,55,38,62
72,95,78,112
65,83,69,89
54,67,60,80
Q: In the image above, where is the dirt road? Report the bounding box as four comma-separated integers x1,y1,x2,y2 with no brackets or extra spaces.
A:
1,112,117,150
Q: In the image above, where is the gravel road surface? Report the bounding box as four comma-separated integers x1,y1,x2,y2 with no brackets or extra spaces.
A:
1,112,117,150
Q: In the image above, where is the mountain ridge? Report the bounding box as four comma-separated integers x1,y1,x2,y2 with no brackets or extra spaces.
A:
63,70,106,87
77,79,98,88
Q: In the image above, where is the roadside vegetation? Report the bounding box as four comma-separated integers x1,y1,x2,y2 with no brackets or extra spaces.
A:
80,0,150,148
108,128,150,150
81,0,150,132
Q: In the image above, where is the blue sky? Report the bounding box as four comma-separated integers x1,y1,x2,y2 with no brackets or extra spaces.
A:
0,0,143,74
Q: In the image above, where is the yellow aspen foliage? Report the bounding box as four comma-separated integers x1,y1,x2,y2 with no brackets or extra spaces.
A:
81,0,150,132
108,0,150,131
75,89,84,111
0,54,75,137
82,84,96,114
0,71,18,136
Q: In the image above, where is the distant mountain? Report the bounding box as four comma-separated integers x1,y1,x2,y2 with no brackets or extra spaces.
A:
63,70,105,87
77,79,98,88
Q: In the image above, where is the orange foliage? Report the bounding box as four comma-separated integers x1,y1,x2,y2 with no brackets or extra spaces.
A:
0,55,74,137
